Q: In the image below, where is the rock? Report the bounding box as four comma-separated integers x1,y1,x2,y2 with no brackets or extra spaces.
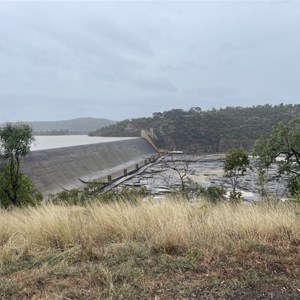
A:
117,154,289,201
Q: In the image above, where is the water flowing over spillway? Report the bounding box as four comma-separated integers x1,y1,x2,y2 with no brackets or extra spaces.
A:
31,135,137,151
22,137,158,195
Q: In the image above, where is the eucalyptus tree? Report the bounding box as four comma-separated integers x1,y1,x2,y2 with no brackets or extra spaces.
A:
0,123,42,207
224,148,250,201
253,115,300,198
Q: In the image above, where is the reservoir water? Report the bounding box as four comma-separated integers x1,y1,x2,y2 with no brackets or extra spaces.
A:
31,135,137,151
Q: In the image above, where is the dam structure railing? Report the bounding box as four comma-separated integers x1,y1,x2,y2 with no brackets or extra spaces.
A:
21,136,159,196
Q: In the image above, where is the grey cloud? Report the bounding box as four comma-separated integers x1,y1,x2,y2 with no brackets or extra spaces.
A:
132,76,177,93
0,1,300,121
217,59,236,68
220,42,256,52
188,87,237,98
1,6,147,77
84,15,154,57
161,61,206,73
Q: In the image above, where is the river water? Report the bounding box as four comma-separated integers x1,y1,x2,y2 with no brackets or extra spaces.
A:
119,154,289,202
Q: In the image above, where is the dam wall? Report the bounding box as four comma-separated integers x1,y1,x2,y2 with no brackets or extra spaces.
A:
21,138,158,195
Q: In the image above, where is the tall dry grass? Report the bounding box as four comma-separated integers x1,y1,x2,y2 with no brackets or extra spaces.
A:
0,199,299,265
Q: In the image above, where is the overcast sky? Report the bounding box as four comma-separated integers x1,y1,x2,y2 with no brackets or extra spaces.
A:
0,0,300,122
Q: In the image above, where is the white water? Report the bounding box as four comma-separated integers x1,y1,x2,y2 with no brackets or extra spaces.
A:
31,135,137,151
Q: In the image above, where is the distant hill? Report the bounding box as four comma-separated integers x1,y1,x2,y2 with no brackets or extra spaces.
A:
25,118,115,134
90,104,300,153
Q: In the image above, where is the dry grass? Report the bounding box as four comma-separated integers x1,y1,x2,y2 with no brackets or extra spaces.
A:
1,199,298,252
0,199,300,299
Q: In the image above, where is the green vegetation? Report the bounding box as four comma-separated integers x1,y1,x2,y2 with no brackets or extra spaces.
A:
224,149,250,201
254,115,300,201
49,183,150,205
0,123,42,208
170,177,226,203
90,104,300,152
0,199,299,299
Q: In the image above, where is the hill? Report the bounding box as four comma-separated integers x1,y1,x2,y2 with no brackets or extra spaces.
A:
24,117,115,134
90,104,300,152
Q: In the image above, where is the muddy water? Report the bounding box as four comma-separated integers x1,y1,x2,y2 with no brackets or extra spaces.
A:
120,154,288,202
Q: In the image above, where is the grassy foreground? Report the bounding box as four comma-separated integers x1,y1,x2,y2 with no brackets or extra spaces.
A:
0,199,300,299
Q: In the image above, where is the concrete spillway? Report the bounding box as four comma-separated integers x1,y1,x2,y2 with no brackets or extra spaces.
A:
21,138,157,195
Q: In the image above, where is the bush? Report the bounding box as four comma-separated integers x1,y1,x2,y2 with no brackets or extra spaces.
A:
206,186,226,204
49,183,150,205
0,165,42,208
175,178,225,203
288,175,300,197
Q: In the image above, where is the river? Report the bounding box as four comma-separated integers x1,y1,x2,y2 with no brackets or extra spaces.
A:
118,153,289,202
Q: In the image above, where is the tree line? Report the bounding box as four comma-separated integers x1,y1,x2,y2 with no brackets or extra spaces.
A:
90,104,300,152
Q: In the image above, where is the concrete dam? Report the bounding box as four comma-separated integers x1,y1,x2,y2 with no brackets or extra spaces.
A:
22,137,158,195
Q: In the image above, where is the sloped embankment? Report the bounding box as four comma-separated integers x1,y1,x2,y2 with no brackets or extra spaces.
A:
21,138,157,195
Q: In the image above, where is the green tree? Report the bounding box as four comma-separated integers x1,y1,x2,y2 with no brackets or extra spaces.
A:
90,104,300,153
253,115,300,198
0,123,42,207
224,149,249,200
